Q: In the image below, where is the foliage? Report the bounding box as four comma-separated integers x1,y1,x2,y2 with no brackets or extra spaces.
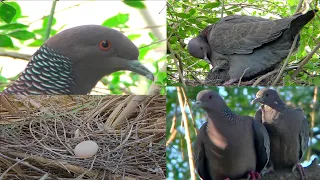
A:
166,86,320,180
167,0,320,86
0,1,165,94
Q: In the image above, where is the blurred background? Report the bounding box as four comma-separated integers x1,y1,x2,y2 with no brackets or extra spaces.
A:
0,0,166,94
166,86,320,180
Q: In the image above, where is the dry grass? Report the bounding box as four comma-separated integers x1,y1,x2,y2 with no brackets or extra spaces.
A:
0,95,166,180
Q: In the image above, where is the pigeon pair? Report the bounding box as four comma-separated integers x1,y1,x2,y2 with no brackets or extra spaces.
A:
188,10,318,85
2,25,154,95
194,88,309,180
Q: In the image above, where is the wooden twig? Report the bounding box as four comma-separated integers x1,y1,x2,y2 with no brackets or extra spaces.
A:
292,42,320,77
238,67,250,87
0,51,32,61
177,86,196,180
272,35,299,86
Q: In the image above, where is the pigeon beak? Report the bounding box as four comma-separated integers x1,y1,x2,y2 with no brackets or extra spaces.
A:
212,66,219,72
193,101,203,109
203,55,211,64
251,97,263,104
127,60,154,81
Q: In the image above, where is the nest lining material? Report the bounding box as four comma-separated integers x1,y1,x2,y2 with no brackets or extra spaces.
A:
0,95,166,179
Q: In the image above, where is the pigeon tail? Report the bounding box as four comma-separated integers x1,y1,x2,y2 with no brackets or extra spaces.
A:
285,9,318,39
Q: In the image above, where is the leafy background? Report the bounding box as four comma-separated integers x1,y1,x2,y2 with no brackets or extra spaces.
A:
166,86,320,180
0,0,166,95
167,0,320,86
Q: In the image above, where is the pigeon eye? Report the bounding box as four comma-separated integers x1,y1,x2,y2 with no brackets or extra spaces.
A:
99,40,112,51
266,94,269,97
200,47,203,50
209,95,212,99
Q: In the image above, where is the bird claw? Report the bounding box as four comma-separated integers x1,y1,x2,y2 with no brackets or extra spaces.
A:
247,171,261,180
296,163,307,180
223,78,238,86
261,166,274,175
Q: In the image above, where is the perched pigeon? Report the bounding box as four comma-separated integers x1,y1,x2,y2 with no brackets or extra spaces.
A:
252,88,309,179
194,90,270,180
2,25,154,95
188,10,317,85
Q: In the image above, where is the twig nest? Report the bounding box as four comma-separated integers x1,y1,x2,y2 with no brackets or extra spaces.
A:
74,140,99,158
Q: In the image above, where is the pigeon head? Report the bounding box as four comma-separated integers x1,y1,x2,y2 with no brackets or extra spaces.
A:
187,36,211,61
194,90,227,112
252,88,285,110
46,25,154,84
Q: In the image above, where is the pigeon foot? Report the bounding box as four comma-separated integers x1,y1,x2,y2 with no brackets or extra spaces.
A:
247,171,261,180
261,166,274,175
296,163,306,180
223,78,238,86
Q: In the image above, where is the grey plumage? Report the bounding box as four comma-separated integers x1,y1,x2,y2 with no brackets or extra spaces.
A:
188,10,317,85
3,25,154,95
194,90,270,180
252,88,309,178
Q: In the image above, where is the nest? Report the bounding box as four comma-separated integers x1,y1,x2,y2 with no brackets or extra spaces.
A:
0,95,166,180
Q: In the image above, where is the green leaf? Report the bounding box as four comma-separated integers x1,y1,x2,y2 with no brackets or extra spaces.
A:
102,13,129,28
0,34,13,47
0,74,7,83
0,23,27,30
203,2,221,9
176,13,191,18
157,71,167,83
42,16,57,28
123,0,146,9
138,45,150,59
148,32,157,41
127,34,141,40
5,2,21,22
28,39,44,47
0,3,16,23
288,0,298,6
8,30,35,40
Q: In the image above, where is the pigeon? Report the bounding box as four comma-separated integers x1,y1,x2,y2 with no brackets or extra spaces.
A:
194,90,270,180
2,25,154,95
188,10,317,85
252,88,309,179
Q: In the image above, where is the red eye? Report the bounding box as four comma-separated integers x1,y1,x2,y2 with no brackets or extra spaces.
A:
99,40,111,51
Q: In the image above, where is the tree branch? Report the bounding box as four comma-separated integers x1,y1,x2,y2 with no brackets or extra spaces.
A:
260,158,320,180
0,52,32,61
292,42,320,77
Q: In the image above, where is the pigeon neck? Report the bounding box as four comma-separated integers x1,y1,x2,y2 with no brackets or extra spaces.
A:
221,107,239,122
4,45,76,94
207,107,240,125
267,99,286,112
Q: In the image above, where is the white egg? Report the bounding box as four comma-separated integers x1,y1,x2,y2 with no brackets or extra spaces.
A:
74,140,99,158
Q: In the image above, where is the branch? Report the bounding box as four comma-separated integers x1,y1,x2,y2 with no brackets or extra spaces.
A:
167,43,186,87
272,35,299,86
45,0,58,40
177,87,196,180
292,42,320,77
260,158,320,180
0,51,31,61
